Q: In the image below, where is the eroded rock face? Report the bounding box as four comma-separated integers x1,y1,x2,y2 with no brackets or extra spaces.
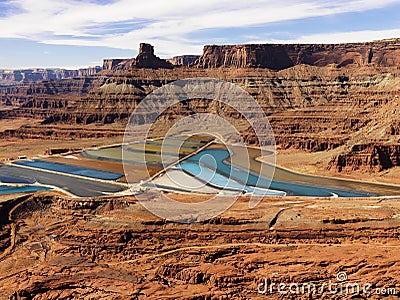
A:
102,58,134,71
195,39,400,70
60,65,400,153
329,144,400,172
167,55,200,66
0,76,108,120
101,43,173,71
132,43,173,69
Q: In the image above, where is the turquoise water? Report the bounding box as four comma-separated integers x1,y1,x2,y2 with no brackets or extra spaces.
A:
184,148,372,197
13,160,123,180
179,162,285,196
0,185,51,195
123,145,193,156
180,162,243,190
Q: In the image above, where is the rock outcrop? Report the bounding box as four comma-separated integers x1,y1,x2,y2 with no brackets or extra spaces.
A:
167,55,200,66
196,39,400,70
132,43,173,69
102,58,133,71
102,43,173,72
328,144,400,172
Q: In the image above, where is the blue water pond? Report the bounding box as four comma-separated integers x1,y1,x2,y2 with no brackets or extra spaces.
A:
184,148,372,197
13,160,123,181
0,174,34,184
0,185,51,195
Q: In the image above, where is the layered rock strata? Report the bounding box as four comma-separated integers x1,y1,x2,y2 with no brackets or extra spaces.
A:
196,39,400,69
167,55,200,66
329,144,400,172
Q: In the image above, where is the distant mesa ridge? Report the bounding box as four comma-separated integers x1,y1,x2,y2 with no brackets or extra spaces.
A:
195,39,400,69
0,66,101,85
3,39,400,84
101,39,400,71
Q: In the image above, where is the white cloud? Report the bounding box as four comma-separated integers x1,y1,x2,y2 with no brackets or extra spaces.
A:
1,0,400,56
247,28,400,44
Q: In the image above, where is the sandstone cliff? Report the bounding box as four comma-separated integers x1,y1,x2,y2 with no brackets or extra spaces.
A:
43,65,400,155
167,55,200,66
102,58,133,71
328,144,400,172
196,39,400,70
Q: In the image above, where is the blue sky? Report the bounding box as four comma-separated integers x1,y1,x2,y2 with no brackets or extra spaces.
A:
0,0,399,69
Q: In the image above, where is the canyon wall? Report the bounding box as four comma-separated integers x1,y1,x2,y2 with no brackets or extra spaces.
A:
196,39,400,70
0,76,109,120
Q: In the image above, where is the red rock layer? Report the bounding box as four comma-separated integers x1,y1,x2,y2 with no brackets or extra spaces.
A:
329,144,400,172
196,39,400,70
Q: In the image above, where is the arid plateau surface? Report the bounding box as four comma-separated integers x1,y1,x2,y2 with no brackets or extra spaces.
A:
0,40,400,299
